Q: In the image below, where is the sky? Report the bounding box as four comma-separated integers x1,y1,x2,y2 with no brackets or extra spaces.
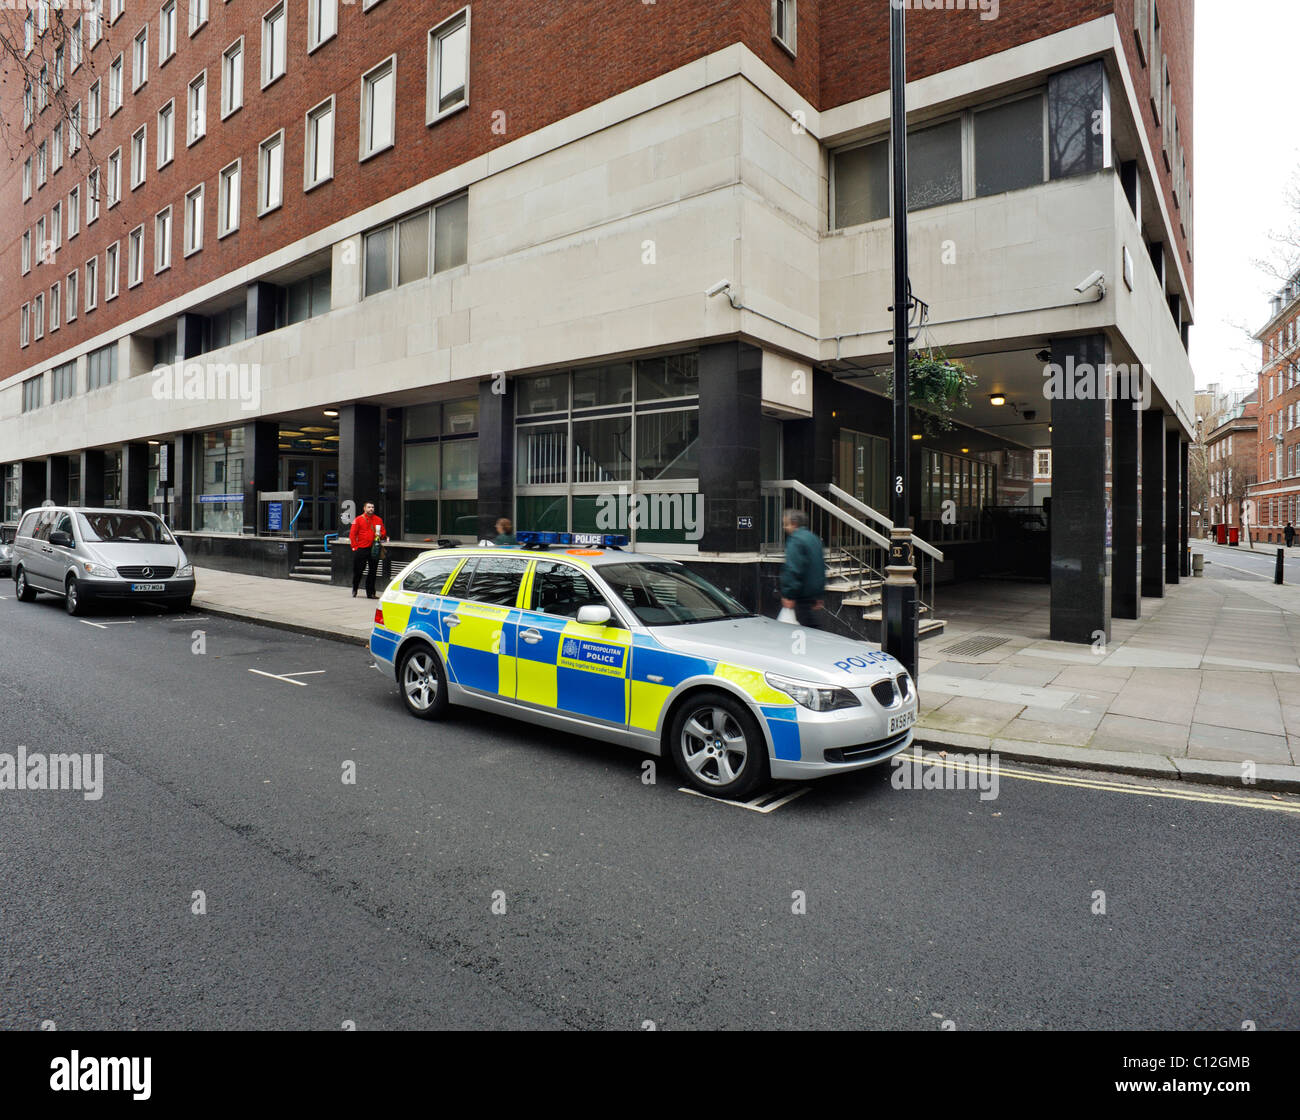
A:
1191,0,1300,394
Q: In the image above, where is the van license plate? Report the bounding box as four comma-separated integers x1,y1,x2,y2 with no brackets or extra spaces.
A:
889,709,917,734
131,583,166,592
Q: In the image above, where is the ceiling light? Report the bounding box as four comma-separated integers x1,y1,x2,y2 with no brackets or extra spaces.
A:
989,394,1006,406
323,409,339,418
911,433,922,441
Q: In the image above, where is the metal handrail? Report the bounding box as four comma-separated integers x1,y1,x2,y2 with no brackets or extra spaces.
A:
767,479,891,551
826,482,945,562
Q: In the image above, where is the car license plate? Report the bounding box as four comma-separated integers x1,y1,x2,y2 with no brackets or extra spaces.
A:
131,582,166,592
889,708,917,734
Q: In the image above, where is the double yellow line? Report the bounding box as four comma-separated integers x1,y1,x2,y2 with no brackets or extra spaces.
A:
905,751,1300,815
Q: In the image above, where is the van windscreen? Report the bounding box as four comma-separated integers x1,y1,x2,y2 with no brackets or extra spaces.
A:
76,513,173,544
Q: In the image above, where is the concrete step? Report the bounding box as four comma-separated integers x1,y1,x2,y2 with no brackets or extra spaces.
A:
288,572,334,583
293,559,332,570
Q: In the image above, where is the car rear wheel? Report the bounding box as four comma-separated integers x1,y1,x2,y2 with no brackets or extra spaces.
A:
669,690,769,800
65,575,85,616
398,644,450,720
14,568,37,603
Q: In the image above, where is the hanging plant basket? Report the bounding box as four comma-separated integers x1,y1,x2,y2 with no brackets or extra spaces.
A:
878,352,978,437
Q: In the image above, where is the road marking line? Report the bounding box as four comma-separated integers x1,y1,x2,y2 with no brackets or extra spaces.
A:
1222,607,1281,613
677,785,811,813
248,669,325,687
172,616,210,622
903,751,1299,815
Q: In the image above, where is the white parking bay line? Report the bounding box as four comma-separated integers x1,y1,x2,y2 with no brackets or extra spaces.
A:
80,619,137,629
248,669,326,687
678,784,811,813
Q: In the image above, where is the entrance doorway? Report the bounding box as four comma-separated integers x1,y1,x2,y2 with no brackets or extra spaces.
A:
281,457,339,534
838,428,889,512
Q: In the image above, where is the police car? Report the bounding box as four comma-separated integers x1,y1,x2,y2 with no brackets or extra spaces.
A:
368,531,918,798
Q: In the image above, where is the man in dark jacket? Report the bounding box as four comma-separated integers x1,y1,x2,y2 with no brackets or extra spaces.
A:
780,509,825,629
1286,522,1295,549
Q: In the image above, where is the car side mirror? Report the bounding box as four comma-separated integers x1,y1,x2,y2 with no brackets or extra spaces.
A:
50,530,74,548
576,604,611,626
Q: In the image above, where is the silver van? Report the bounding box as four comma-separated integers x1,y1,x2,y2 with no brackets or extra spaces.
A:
12,507,196,615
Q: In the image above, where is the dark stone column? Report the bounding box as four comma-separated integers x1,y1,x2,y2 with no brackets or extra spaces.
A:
477,379,514,540
698,342,763,554
242,420,280,533
1180,439,1190,576
46,456,70,505
176,312,206,359
339,404,382,533
122,442,149,510
20,460,46,510
1165,428,1180,585
782,368,835,488
245,282,280,338
1049,334,1112,644
382,407,403,535
1141,410,1165,597
172,435,194,531
1112,399,1139,619
80,450,105,507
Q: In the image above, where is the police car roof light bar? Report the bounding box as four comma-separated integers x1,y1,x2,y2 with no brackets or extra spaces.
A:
515,530,629,550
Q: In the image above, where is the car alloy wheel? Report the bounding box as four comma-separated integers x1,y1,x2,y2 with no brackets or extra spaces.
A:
671,691,768,799
398,645,449,721
15,569,37,602
65,576,83,616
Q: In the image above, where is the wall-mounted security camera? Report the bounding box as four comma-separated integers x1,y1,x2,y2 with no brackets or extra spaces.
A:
1074,270,1106,300
705,280,732,298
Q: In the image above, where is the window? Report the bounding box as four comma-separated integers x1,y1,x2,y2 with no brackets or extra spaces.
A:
33,293,45,340
309,0,336,50
22,231,31,274
23,159,32,201
221,39,244,117
69,102,82,155
54,44,64,90
363,193,467,296
66,271,78,322
1049,61,1108,179
52,124,63,173
52,360,77,402
188,72,206,143
105,241,120,299
71,18,83,70
37,141,47,187
155,207,173,271
772,0,796,55
1150,4,1162,118
190,0,208,33
88,342,118,389
109,55,123,113
158,101,175,166
89,1,103,44
426,7,469,122
85,257,99,310
304,97,334,188
160,1,177,62
360,56,396,160
36,216,46,262
50,282,60,330
38,65,48,111
23,376,43,412
68,186,80,238
88,81,101,134
24,82,33,129
218,160,240,236
23,13,33,55
88,168,101,222
909,119,962,210
110,0,124,22
133,26,149,89
262,3,287,85
20,304,30,348
128,225,144,286
258,131,283,213
131,125,147,187
184,184,204,254
51,201,62,250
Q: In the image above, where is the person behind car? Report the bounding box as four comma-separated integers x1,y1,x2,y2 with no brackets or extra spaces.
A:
780,508,825,629
493,518,517,547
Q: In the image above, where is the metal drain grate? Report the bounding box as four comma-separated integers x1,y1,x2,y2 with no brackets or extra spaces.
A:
940,635,1010,657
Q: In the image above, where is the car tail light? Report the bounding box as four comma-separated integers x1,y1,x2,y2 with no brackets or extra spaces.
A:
374,608,385,624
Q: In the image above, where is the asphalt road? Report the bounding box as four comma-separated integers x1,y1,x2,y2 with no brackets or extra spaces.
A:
1196,538,1297,583
2,589,1298,1030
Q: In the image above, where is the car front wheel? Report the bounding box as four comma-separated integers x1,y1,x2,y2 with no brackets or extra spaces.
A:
65,576,86,616
14,568,37,602
669,690,770,800
398,644,450,720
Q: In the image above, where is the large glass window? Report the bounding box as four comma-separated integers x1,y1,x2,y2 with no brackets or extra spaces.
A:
908,119,962,210
1048,60,1108,180
364,194,467,296
975,95,1044,197
402,399,478,538
195,427,245,532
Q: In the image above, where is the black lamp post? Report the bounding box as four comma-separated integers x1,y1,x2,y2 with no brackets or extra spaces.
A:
884,0,919,680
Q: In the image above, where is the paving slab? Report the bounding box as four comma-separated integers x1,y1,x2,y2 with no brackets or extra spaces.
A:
1090,714,1190,755
1185,724,1292,766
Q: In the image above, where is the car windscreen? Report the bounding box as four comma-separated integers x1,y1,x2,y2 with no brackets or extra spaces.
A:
76,512,174,544
598,562,753,626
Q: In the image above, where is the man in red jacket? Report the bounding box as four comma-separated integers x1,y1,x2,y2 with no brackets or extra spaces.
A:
349,501,387,599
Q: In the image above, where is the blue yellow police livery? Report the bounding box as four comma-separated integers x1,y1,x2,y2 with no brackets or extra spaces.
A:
369,532,918,798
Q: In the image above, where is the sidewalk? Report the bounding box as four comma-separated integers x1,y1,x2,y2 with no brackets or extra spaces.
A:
190,564,1300,792
915,569,1300,792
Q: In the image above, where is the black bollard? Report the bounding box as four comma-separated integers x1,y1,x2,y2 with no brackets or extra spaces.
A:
1276,548,1284,585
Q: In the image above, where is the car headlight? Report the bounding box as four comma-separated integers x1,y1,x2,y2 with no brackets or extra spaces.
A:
176,562,193,577
82,561,116,577
765,672,861,711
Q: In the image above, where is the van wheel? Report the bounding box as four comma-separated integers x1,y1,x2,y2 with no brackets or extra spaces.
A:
14,568,37,602
65,576,85,616
398,644,450,720
668,690,770,800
